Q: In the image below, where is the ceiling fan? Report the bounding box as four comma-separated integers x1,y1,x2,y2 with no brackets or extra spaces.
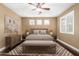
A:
28,3,50,14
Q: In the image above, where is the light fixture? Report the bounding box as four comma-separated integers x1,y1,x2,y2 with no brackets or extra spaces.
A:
36,8,42,14
50,32,53,35
41,4,48,8
36,8,42,12
27,3,50,14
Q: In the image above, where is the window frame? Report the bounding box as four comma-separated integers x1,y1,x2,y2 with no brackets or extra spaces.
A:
36,19,43,25
60,10,74,34
43,19,50,25
29,19,35,25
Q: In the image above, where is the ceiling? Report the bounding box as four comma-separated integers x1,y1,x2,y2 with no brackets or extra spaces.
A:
3,3,74,17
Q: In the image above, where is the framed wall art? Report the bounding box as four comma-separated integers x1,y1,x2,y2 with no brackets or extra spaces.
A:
4,16,18,33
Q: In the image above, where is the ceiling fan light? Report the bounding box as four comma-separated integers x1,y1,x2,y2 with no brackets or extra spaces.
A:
41,4,49,8
36,8,42,12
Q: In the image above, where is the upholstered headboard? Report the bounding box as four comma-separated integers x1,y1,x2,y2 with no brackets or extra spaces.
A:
30,28,48,34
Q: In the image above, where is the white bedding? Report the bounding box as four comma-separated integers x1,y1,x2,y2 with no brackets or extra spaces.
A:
23,34,55,46
25,34,53,40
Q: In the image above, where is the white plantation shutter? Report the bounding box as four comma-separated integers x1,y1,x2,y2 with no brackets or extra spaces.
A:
29,19,35,25
36,20,42,25
60,10,74,34
44,20,50,25
29,19,50,25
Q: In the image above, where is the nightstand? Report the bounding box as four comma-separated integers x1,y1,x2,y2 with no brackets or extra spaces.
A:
52,35,57,41
49,32,57,41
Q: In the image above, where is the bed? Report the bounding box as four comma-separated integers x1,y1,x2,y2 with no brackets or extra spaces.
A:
22,29,56,54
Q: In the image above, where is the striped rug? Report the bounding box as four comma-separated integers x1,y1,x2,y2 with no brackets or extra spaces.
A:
6,41,74,56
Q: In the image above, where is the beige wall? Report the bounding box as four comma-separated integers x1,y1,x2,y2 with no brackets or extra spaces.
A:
0,4,22,48
0,13,5,49
22,17,57,35
57,4,79,49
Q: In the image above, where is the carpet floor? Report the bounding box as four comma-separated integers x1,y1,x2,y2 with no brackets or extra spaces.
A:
4,41,74,56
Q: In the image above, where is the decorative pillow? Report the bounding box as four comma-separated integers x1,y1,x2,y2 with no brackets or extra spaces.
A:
33,30,39,34
40,30,47,34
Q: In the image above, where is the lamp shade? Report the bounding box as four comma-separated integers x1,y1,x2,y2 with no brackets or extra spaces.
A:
50,32,53,35
26,32,29,35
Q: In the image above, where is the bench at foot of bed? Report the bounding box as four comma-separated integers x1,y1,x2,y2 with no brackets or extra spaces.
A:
22,40,56,54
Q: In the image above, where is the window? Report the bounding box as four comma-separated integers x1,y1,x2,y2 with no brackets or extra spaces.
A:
36,20,42,25
60,11,74,34
44,20,50,25
60,17,66,33
29,19,50,26
29,19,35,25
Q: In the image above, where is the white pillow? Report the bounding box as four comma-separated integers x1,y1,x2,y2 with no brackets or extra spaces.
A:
33,30,39,34
40,30,47,34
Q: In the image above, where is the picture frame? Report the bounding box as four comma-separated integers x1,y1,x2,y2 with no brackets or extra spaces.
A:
4,16,18,33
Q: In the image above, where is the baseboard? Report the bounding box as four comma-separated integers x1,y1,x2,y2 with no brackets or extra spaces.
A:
57,39,79,56
0,47,6,52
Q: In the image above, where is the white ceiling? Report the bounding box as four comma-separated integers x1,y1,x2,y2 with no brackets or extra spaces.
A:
3,3,74,17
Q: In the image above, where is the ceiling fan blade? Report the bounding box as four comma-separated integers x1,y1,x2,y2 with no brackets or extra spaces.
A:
41,8,50,10
28,3,36,7
28,3,33,5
